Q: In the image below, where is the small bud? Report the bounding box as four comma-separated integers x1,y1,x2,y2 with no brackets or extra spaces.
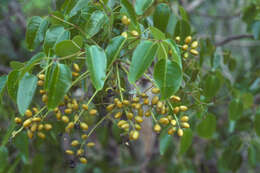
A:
191,41,198,48
131,30,139,37
175,36,181,42
181,122,190,128
73,63,80,72
114,112,122,119
23,119,32,128
89,109,97,116
81,134,88,140
170,119,177,126
154,124,161,133
67,122,74,129
151,88,160,94
135,116,143,123
159,117,169,125
71,140,80,147
82,104,88,111
130,130,139,140
44,124,52,131
72,72,79,77
14,117,22,124
126,112,134,120
65,150,74,155
65,108,72,114
123,100,130,106
182,44,188,51
177,128,183,137
190,49,199,56
181,116,189,122
80,157,88,164
37,80,44,86
121,15,129,25
87,142,95,147
180,105,188,111
121,32,128,38
185,36,192,44
80,122,89,131
170,95,181,102
61,116,69,123
151,96,159,105
25,109,33,117
106,104,115,111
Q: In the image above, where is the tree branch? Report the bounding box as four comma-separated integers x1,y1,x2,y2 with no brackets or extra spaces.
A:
215,34,254,47
194,11,240,20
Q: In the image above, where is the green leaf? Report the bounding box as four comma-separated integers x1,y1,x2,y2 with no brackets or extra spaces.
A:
14,132,29,163
228,99,243,121
105,36,127,68
20,52,45,80
86,45,107,91
85,10,107,39
0,75,8,96
254,113,260,137
17,73,38,115
252,21,260,40
248,145,257,167
153,3,170,32
164,39,182,68
179,6,189,21
174,19,191,38
135,0,154,15
179,129,192,154
128,41,158,83
69,0,90,17
150,26,166,40
220,148,242,171
55,40,80,57
0,146,8,173
159,130,172,155
25,16,49,51
72,35,84,48
196,114,216,138
47,63,72,109
154,59,182,99
202,74,221,99
43,26,70,55
7,70,19,101
10,61,24,70
121,0,138,26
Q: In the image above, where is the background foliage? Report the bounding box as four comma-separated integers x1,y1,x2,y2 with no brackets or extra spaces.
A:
0,0,260,173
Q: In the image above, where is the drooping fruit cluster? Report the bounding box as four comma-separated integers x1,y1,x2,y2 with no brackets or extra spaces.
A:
174,35,199,58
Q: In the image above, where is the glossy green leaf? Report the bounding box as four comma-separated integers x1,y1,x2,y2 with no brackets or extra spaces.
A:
86,45,107,91
69,0,90,17
10,61,24,70
150,26,166,40
43,26,70,55
105,36,127,68
196,114,216,138
85,10,107,39
179,129,192,154
17,73,38,115
0,75,7,96
154,59,182,99
220,148,242,171
159,130,172,155
20,52,45,79
252,21,260,40
14,132,29,163
7,70,19,101
254,113,260,137
55,40,80,57
121,0,138,26
128,41,158,83
25,16,49,51
0,146,8,173
135,0,154,15
229,99,243,121
47,63,72,109
174,20,191,38
153,3,170,32
164,39,182,68
72,35,84,48
202,74,221,98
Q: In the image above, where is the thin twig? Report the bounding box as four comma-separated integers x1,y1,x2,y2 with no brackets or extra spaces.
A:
215,34,254,47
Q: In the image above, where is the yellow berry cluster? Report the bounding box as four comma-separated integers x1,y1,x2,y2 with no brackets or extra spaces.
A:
175,35,199,58
120,15,139,39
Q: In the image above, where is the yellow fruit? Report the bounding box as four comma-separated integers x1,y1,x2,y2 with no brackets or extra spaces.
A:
77,149,84,156
42,94,48,103
65,108,72,114
191,41,198,48
30,123,38,132
145,110,151,117
25,109,33,117
126,112,134,120
190,49,199,56
81,134,88,140
87,142,95,147
154,124,161,133
135,124,142,131
157,101,163,109
116,101,123,108
82,104,88,111
67,122,74,129
131,30,139,37
80,157,88,164
182,44,188,51
130,130,139,140
114,112,122,119
32,107,39,113
121,123,130,129
106,104,115,111
143,98,149,105
39,89,45,94
135,116,143,123
151,88,160,94
159,117,169,125
151,96,159,105
72,72,79,77
175,36,181,42
138,109,143,116
123,100,130,106
185,36,192,44
132,97,140,103
121,15,129,25
14,117,22,124
181,116,189,122
73,63,80,72
170,119,177,126
38,74,45,80
38,124,44,131
44,124,52,131
180,105,188,111
135,103,142,110
140,93,148,98
121,32,128,38
184,52,189,58
168,127,176,135
181,122,190,128
37,80,44,86
117,120,127,128
54,107,59,112
73,103,79,110
65,150,74,155
61,116,69,123
71,140,80,147
173,107,180,114
37,132,46,139
177,128,183,137
170,95,181,102
23,119,32,128
89,109,97,116
114,98,120,103
56,111,61,120
27,130,34,139
80,122,89,131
